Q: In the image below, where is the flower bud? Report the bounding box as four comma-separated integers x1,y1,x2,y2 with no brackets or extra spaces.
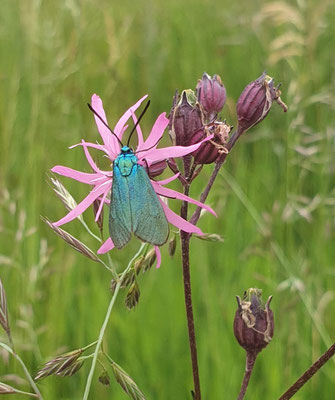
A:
189,121,231,164
148,160,167,178
197,73,226,115
234,288,274,354
236,72,287,133
169,90,203,147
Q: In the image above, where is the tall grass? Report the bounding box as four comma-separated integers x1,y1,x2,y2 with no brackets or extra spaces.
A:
1,0,335,398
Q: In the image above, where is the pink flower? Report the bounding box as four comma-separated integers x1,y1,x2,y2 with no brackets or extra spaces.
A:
52,95,216,267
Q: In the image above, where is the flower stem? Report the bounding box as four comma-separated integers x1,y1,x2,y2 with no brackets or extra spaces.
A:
237,351,257,400
0,342,43,399
179,128,244,399
180,185,201,400
82,243,146,400
278,342,335,400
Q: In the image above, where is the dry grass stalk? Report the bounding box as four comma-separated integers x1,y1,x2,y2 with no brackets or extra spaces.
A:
0,382,38,397
98,370,111,386
35,349,82,381
143,248,156,272
125,282,140,310
55,359,84,377
0,278,11,342
168,234,177,257
49,175,82,219
42,218,100,262
194,232,225,242
133,255,145,275
0,382,16,394
110,361,146,400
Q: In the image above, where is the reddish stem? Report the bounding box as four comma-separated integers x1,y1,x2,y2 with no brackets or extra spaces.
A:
237,351,257,400
278,342,335,400
190,128,242,226
180,185,201,400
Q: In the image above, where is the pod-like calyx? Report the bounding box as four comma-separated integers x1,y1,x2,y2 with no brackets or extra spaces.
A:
169,89,203,147
236,72,287,133
197,72,227,116
189,121,231,164
234,288,274,354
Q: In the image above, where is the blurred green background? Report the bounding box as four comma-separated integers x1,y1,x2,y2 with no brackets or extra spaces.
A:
1,0,335,399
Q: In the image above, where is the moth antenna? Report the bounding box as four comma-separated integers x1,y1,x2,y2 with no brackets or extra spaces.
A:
87,103,124,148
126,100,151,147
136,136,163,155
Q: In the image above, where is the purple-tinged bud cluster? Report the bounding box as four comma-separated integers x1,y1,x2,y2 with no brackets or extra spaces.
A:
168,71,287,172
169,74,228,165
234,288,274,354
236,72,288,134
197,73,227,116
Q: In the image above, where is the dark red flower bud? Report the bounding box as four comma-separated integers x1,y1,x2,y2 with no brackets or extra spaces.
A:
197,73,227,115
236,72,288,133
147,160,167,178
169,90,203,147
189,121,231,164
234,288,274,354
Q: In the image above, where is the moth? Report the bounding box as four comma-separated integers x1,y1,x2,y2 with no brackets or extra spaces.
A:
88,101,169,249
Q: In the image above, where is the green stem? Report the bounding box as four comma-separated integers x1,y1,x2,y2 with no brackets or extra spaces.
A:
97,257,118,277
80,219,101,243
0,342,43,399
81,340,98,352
6,387,39,398
82,243,146,400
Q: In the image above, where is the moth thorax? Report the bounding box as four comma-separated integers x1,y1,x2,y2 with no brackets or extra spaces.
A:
119,156,136,176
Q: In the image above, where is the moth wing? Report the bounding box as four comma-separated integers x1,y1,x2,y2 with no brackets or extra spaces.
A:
130,165,169,246
109,165,132,249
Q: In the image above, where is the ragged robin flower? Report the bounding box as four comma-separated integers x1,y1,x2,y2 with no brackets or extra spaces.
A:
51,95,216,267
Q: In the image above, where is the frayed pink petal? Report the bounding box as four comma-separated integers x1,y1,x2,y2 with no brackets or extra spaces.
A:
81,140,100,173
143,135,214,162
155,246,161,268
114,95,148,136
153,183,217,217
95,190,109,222
159,200,203,235
156,173,180,186
81,141,112,176
54,182,111,227
51,166,107,185
137,113,168,153
97,238,115,254
91,94,120,156
71,141,115,171
69,142,113,158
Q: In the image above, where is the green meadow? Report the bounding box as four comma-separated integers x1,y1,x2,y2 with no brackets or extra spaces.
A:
1,0,335,399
